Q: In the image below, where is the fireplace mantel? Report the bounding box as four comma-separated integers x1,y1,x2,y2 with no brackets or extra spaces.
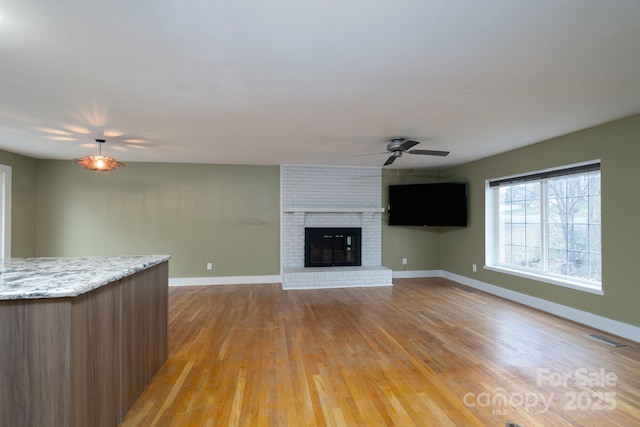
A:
283,207,385,213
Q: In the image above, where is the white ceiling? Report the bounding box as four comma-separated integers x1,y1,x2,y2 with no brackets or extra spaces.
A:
1,1,639,169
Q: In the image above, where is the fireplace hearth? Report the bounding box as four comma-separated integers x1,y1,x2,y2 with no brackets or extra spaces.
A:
305,227,361,267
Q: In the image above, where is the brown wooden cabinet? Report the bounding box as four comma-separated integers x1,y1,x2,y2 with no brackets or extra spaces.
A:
0,261,168,427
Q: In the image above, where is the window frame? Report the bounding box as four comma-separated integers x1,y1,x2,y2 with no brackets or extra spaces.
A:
485,160,602,295
0,164,11,259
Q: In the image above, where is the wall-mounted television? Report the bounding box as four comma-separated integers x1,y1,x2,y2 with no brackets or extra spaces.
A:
388,182,468,227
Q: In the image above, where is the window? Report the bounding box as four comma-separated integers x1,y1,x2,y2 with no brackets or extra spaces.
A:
485,161,601,294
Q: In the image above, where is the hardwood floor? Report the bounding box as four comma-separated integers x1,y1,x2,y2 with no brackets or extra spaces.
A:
120,278,640,426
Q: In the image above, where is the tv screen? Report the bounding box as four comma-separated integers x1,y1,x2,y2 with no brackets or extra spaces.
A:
388,182,468,226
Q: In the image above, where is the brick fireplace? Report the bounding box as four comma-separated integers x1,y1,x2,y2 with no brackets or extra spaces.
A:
281,165,392,289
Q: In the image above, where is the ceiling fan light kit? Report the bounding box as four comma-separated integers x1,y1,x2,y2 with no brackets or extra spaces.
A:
382,137,449,166
74,139,125,172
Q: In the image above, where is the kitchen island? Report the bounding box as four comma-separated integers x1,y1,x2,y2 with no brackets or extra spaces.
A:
0,255,170,427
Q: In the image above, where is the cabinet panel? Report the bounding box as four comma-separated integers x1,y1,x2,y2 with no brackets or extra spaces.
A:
120,262,169,416
0,299,71,426
69,281,121,427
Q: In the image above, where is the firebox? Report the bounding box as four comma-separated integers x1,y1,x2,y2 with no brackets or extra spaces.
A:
305,227,362,267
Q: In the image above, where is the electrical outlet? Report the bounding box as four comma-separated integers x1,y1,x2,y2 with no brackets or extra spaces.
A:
206,262,213,270
402,258,408,265
472,264,477,272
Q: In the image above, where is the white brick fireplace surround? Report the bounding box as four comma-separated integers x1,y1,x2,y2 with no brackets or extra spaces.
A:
281,165,392,289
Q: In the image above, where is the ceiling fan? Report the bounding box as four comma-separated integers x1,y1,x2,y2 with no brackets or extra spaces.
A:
381,137,449,166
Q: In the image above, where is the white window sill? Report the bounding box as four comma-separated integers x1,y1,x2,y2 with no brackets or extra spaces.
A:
484,265,604,296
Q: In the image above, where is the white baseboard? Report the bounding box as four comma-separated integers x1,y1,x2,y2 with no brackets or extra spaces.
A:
392,269,442,278
442,271,640,343
169,275,282,287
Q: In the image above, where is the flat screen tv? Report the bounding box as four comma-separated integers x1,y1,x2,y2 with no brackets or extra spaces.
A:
388,182,468,226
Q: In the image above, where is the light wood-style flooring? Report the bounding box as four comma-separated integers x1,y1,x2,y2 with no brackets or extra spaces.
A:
120,278,640,426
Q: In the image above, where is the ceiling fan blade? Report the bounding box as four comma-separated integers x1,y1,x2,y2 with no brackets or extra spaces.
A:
383,155,397,166
408,149,450,156
399,139,420,151
350,151,390,158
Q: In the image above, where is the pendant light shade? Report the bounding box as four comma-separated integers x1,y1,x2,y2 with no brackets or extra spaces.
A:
74,139,124,171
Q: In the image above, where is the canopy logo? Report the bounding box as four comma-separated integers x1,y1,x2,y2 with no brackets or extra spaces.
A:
463,388,552,414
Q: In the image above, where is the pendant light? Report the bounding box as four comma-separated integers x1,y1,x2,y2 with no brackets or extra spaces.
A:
74,138,124,171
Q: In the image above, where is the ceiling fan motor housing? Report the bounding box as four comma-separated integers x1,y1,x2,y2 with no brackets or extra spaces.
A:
387,137,409,151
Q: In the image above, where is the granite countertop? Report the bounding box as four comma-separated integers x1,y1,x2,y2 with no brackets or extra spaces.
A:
0,255,170,300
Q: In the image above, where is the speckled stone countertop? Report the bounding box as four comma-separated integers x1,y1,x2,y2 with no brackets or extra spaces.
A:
0,255,170,300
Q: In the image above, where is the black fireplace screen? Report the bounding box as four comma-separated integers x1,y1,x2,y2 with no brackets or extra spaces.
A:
305,228,362,267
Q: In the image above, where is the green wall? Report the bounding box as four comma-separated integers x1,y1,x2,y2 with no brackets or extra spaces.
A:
0,149,37,257
440,114,640,326
36,161,280,277
381,169,443,271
